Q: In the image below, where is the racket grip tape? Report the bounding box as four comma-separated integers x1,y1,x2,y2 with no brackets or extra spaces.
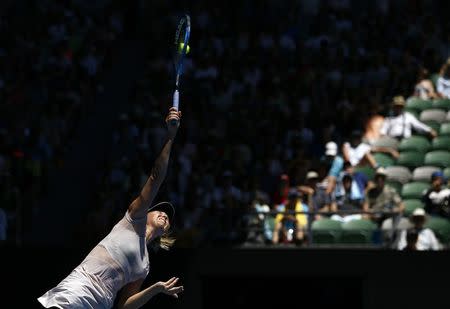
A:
171,89,179,126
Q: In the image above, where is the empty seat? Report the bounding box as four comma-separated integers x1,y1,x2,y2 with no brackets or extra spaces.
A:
311,218,343,244
431,136,450,151
440,123,450,136
432,99,450,111
403,199,424,217
385,166,412,184
372,136,399,150
373,152,395,167
401,182,429,200
397,151,425,169
398,135,430,152
420,109,448,123
424,216,450,244
412,166,442,182
424,151,450,168
406,97,432,112
423,120,441,133
340,219,377,244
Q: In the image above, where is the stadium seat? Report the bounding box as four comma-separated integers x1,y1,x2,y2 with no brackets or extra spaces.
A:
423,120,441,133
341,219,377,244
403,199,424,217
354,166,375,180
431,136,450,151
430,73,439,88
424,151,450,168
311,218,343,244
444,167,450,180
397,151,425,169
420,109,447,123
412,166,441,182
424,216,450,244
398,135,430,152
372,136,399,150
373,152,395,167
440,123,450,136
404,108,420,119
401,182,429,200
385,180,402,193
447,111,450,122
432,98,450,111
406,97,432,113
385,166,412,184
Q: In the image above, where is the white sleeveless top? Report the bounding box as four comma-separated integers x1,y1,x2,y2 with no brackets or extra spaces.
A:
38,211,150,308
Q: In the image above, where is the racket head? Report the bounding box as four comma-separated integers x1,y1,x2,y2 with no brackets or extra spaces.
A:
173,14,191,84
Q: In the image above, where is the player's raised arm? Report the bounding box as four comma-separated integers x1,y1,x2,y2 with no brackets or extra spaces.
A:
128,108,181,219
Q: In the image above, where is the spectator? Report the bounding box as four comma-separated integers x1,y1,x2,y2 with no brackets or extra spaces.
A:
366,167,404,226
402,228,419,251
413,67,439,99
323,141,344,194
436,58,450,98
397,208,441,251
380,95,438,139
330,173,368,223
272,173,290,205
342,130,378,168
298,170,332,220
272,189,308,245
423,171,450,219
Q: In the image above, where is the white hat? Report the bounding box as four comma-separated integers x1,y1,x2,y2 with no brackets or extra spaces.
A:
375,167,387,177
306,171,319,180
412,208,426,217
325,141,338,156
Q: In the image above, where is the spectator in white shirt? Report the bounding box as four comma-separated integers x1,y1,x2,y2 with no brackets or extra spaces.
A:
342,130,378,168
380,95,437,139
436,58,450,99
397,208,441,251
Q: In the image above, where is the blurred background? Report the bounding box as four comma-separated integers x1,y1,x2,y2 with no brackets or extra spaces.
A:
1,0,450,308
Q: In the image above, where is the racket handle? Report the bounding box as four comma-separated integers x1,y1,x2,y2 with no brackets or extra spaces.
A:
171,89,179,126
172,89,179,110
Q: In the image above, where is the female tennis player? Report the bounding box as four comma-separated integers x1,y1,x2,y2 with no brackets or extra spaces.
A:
38,108,183,308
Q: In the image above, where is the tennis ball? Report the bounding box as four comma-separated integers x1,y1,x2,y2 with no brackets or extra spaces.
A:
179,43,190,54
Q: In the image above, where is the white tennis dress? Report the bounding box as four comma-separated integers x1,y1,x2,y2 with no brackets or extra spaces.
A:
38,211,150,308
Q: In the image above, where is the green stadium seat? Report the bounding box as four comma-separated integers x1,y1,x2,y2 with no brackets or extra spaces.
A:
398,136,430,153
423,120,441,133
354,166,375,180
372,136,399,150
397,151,425,169
412,166,441,182
420,109,447,123
403,199,424,217
424,151,450,168
432,99,450,111
341,219,377,244
385,166,412,184
404,108,420,119
373,152,395,167
440,123,450,136
401,182,429,200
444,167,450,179
424,216,450,244
406,97,432,113
431,136,450,151
385,180,402,193
311,218,343,244
447,111,450,122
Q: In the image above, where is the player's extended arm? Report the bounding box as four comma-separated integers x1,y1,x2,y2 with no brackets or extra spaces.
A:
118,277,183,309
128,108,181,219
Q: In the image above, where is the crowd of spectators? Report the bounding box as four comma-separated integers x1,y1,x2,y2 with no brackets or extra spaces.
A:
76,1,450,250
0,0,124,244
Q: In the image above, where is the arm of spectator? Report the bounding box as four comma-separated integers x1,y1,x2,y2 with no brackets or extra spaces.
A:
379,119,389,136
342,143,351,163
326,176,337,194
128,108,181,219
397,230,406,250
428,230,441,251
371,146,400,159
408,113,437,138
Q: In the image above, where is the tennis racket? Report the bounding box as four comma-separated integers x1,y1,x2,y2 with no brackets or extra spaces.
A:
171,14,191,125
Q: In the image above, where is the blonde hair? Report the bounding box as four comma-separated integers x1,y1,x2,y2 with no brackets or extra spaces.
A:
149,232,176,252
